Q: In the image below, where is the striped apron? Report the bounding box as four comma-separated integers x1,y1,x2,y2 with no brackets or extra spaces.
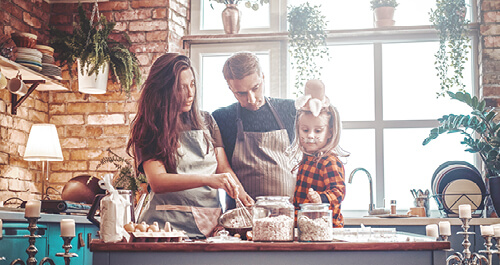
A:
138,130,221,239
231,98,295,200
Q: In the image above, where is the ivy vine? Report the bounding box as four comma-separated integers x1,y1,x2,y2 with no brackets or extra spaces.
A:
429,0,470,97
288,3,329,94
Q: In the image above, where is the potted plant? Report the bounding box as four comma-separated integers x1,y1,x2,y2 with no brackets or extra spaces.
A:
49,3,141,96
95,148,147,200
370,0,399,27
288,2,329,95
209,0,269,34
429,0,470,97
423,91,500,216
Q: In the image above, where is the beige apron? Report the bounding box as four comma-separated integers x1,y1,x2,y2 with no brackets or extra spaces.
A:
231,98,295,200
138,130,221,239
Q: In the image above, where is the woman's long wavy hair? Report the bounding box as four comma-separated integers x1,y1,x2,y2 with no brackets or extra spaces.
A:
127,53,208,174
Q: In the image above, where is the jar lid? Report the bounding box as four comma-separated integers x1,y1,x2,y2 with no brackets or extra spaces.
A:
255,196,290,201
299,203,330,211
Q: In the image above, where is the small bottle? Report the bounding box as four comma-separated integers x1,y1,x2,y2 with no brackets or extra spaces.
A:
390,200,397,215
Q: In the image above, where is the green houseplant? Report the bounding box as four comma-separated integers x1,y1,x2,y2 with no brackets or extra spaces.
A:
288,2,329,94
429,0,470,97
370,0,399,10
49,3,141,96
423,91,500,216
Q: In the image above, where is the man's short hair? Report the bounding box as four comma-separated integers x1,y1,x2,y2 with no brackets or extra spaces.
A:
223,52,262,81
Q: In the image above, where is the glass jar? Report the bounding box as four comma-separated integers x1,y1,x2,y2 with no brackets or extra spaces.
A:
297,203,333,242
252,196,294,242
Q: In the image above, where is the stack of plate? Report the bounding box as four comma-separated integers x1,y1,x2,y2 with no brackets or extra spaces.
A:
431,161,486,216
36,45,61,80
15,47,42,72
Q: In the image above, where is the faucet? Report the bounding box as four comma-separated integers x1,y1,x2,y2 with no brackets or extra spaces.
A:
348,168,376,215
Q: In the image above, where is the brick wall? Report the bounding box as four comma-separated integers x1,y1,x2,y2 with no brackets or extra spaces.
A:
0,0,189,203
481,0,500,106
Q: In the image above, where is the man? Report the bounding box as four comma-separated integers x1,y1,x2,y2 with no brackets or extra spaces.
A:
212,52,296,209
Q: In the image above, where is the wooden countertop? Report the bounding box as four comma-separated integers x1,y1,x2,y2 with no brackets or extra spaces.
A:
344,217,500,226
90,239,450,252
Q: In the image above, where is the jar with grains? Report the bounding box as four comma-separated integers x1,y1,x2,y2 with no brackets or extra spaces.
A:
252,196,294,242
298,203,333,242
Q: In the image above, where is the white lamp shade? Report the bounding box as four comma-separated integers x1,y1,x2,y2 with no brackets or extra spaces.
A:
24,124,63,161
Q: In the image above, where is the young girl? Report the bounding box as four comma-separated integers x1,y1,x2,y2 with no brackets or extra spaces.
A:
291,79,349,228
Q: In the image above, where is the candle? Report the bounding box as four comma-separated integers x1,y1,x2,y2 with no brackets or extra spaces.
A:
493,224,500,237
458,204,471,218
60,219,75,237
438,221,451,236
0,219,2,238
480,225,494,236
24,199,41,218
426,224,439,238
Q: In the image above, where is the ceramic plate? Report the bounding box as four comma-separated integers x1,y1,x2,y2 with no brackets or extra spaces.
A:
442,179,483,214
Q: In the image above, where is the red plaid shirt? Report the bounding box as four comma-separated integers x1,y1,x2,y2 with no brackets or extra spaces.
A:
293,153,346,227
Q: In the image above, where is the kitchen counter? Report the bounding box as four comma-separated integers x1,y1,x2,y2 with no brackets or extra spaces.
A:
0,208,92,224
344,217,500,226
90,240,450,265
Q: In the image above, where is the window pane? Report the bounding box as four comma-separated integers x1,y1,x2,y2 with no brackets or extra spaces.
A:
341,129,376,210
323,44,374,121
384,128,476,211
201,0,270,31
382,42,472,120
198,53,271,113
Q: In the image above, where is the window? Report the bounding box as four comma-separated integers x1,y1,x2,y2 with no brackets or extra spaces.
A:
189,0,478,215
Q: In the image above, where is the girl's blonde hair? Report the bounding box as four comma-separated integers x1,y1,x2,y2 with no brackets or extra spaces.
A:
289,104,350,162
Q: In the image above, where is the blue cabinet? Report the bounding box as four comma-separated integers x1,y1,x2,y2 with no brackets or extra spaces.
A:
0,219,98,265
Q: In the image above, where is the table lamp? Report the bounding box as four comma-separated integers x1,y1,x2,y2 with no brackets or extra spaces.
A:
24,123,63,200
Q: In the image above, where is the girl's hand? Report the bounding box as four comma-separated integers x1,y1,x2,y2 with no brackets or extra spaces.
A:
307,188,321,203
239,191,254,207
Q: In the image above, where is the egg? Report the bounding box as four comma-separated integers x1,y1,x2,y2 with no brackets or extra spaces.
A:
123,222,136,233
148,222,160,232
135,221,148,232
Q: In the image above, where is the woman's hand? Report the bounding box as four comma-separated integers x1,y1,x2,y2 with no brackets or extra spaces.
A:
307,188,321,203
208,173,239,198
238,189,254,207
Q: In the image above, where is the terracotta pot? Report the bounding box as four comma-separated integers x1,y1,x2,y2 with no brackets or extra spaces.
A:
222,4,241,34
374,6,395,28
61,175,105,204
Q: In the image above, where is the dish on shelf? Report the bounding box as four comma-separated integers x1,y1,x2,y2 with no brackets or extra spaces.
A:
11,32,37,48
441,179,483,215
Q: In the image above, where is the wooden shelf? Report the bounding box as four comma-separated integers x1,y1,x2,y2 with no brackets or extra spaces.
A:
0,56,68,91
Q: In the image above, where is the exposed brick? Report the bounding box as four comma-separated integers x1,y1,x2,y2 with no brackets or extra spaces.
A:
136,54,150,65
8,129,27,144
9,178,29,192
66,126,103,137
170,1,188,17
67,102,107,113
129,20,168,31
0,178,8,190
131,42,168,53
0,152,8,165
50,114,85,125
99,1,129,11
128,32,147,43
153,8,167,19
146,30,167,41
51,160,88,171
49,103,66,114
102,125,130,135
23,11,41,29
87,137,128,149
70,149,104,161
50,172,74,183
88,114,125,125
115,9,152,21
108,102,137,112
131,0,167,9
61,138,87,149
482,1,500,11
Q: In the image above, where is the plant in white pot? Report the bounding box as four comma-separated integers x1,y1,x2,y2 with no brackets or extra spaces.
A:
371,0,399,28
49,3,141,96
423,91,500,217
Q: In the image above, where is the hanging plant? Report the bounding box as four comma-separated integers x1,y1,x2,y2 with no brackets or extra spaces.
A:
49,3,141,96
288,3,329,94
429,0,470,97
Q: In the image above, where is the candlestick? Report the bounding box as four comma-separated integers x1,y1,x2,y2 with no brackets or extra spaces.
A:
426,224,439,238
60,219,75,237
493,224,500,237
478,235,494,265
458,204,471,219
56,236,78,265
8,216,56,265
480,225,494,236
439,221,451,236
445,217,488,265
24,200,41,218
0,218,3,239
